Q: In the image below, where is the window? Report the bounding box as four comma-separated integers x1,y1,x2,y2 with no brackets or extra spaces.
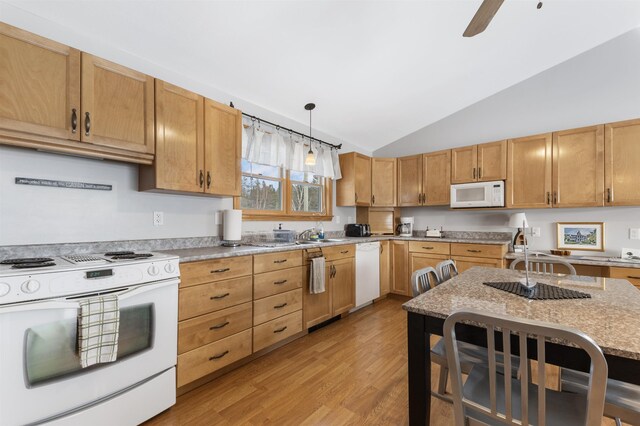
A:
236,160,332,220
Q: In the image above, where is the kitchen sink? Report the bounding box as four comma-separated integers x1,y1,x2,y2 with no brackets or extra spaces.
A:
296,238,347,245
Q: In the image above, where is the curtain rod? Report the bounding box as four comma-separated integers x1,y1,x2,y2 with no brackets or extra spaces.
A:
236,108,342,150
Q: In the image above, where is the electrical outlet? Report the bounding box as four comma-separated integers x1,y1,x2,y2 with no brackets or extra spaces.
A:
630,228,640,240
153,211,164,226
531,227,541,237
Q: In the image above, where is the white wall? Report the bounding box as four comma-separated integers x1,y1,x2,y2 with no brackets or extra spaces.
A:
375,28,640,256
0,5,368,246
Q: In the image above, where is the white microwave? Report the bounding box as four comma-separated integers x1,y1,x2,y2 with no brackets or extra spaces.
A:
450,180,505,208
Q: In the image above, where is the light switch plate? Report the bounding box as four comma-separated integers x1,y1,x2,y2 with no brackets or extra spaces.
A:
531,227,541,237
630,228,640,240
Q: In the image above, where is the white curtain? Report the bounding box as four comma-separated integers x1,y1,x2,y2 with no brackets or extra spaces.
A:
242,120,342,179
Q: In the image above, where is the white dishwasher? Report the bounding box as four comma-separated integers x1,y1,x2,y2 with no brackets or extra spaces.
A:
354,241,380,310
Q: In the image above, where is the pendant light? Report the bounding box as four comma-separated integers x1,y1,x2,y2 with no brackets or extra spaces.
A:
304,103,316,166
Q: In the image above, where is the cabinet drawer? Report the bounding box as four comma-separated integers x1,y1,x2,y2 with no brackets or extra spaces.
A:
179,276,252,321
177,329,252,387
254,250,302,274
253,288,302,325
254,266,303,299
608,267,640,288
178,302,252,354
408,241,450,255
253,310,303,352
452,256,504,273
450,243,507,259
322,244,356,261
180,256,252,287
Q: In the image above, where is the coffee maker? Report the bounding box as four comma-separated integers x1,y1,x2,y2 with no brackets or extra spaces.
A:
396,217,414,237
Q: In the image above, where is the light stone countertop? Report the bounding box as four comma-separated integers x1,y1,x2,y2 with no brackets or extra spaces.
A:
505,252,640,269
160,236,511,263
402,267,640,360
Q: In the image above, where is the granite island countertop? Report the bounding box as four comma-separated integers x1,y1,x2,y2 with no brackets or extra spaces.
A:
402,266,640,360
160,235,512,263
505,251,640,269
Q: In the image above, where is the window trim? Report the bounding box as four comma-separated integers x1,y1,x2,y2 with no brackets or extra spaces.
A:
234,168,333,221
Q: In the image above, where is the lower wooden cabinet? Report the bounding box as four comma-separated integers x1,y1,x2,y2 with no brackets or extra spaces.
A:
177,329,252,388
253,311,303,352
303,248,356,328
608,267,640,289
253,288,302,325
391,241,409,296
452,256,504,273
379,241,391,296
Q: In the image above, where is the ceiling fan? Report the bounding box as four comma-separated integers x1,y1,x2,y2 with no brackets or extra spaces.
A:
463,0,543,37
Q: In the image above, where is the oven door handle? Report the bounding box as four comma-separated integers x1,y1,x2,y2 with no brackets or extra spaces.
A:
0,278,179,314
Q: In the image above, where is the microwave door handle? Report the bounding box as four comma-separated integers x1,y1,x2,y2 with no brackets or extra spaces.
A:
0,278,179,314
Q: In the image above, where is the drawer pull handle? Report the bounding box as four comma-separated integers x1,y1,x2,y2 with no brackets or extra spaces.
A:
210,292,230,300
211,268,230,273
274,302,288,309
340,250,349,254
627,276,640,280
274,326,288,333
209,350,229,361
274,280,288,285
210,321,230,330
273,259,287,264
467,249,482,253
422,246,434,250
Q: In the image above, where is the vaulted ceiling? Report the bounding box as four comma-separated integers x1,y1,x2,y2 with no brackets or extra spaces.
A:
3,0,640,151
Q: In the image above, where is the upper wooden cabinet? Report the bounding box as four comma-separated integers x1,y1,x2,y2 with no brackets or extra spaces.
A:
81,53,154,154
336,152,372,206
371,158,397,206
605,119,640,206
506,134,552,209
140,81,204,193
552,125,604,208
140,82,242,197
452,141,506,183
451,145,477,183
0,23,154,164
397,154,423,206
423,150,451,206
204,99,242,196
0,23,80,141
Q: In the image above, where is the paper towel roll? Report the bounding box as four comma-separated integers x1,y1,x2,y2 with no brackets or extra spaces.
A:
223,209,242,241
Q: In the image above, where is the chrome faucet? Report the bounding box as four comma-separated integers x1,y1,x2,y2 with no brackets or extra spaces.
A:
297,228,316,241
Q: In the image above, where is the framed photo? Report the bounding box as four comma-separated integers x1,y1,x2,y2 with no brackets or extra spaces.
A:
556,222,605,251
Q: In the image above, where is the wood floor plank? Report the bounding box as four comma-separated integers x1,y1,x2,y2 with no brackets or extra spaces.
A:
145,298,627,426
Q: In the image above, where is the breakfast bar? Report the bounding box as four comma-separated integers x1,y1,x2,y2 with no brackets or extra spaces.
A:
403,267,640,426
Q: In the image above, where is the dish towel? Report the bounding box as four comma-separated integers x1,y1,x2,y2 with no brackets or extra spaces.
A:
77,294,120,368
310,256,326,294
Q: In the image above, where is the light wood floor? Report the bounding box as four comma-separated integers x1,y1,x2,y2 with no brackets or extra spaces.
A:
145,297,624,426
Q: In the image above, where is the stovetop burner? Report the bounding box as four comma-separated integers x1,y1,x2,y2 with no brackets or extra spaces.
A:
0,257,55,265
11,262,56,269
104,251,135,257
109,253,154,260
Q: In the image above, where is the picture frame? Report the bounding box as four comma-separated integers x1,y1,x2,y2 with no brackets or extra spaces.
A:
556,222,605,252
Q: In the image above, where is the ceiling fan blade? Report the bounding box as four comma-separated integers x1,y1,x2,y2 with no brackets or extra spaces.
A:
463,0,505,37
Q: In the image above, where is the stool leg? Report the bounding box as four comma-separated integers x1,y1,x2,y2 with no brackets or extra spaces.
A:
438,366,449,395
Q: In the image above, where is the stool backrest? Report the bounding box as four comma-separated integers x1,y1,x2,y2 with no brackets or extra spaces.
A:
410,266,441,297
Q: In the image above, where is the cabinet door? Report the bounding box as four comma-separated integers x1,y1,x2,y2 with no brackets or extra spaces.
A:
451,145,477,183
154,80,204,192
331,258,355,316
391,241,409,295
204,99,242,196
553,125,604,208
81,53,154,153
605,119,640,206
302,264,333,328
477,140,507,182
506,133,552,208
0,23,80,141
379,241,391,296
371,158,397,206
409,253,449,287
452,256,503,273
355,153,372,206
423,150,451,206
397,155,423,206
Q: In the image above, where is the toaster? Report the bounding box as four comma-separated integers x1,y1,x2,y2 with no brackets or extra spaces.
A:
345,224,371,237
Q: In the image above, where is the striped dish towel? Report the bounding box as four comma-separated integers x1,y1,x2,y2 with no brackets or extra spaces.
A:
77,294,120,368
